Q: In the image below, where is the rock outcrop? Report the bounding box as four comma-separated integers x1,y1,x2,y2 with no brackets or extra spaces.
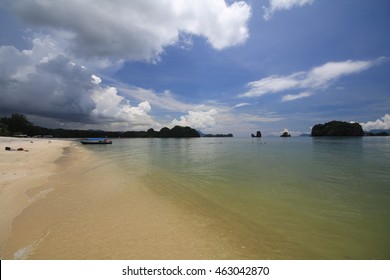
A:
311,121,364,136
280,129,291,137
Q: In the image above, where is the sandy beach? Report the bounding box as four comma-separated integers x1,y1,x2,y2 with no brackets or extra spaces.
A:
0,137,72,257
0,137,249,259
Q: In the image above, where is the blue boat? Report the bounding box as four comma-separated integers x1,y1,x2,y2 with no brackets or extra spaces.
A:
80,138,112,144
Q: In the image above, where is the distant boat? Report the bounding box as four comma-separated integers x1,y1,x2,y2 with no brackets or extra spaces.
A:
80,138,112,144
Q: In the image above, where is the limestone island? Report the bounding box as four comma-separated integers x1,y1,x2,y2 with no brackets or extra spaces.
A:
251,131,262,138
311,121,363,136
280,129,291,137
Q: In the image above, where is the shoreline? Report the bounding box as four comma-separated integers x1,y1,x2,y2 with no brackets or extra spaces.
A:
2,137,388,259
0,137,245,259
0,137,73,258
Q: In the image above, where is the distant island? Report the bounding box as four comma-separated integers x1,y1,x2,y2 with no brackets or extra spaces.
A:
0,113,201,138
251,131,262,138
311,121,363,136
145,126,200,138
280,129,291,137
364,130,390,136
203,133,233,137
310,121,389,137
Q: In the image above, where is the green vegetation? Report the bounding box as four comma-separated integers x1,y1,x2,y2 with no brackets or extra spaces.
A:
311,121,364,136
0,113,32,136
146,126,200,138
0,113,200,138
203,133,233,137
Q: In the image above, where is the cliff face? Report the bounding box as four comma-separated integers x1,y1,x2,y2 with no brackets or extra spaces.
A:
311,121,364,136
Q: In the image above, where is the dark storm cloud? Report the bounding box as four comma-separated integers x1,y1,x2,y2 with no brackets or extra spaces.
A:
0,39,161,130
0,44,96,122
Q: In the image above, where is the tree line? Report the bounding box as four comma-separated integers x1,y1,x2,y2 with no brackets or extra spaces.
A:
0,113,200,138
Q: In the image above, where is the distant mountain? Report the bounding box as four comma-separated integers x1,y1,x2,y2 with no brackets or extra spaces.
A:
197,130,206,137
197,130,233,137
364,129,390,136
367,129,390,134
203,133,233,138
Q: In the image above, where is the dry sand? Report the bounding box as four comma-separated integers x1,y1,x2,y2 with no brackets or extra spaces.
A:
0,137,254,260
0,137,72,257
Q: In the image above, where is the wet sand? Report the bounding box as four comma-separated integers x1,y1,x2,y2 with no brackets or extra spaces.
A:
0,137,72,257
0,137,249,259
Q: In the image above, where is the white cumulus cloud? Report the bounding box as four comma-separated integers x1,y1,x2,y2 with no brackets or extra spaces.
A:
240,58,385,99
91,85,157,128
360,114,390,131
6,0,251,62
171,109,218,129
91,75,102,85
119,86,216,113
263,0,314,20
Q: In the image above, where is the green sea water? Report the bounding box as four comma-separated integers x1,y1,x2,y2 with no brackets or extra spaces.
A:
83,136,390,259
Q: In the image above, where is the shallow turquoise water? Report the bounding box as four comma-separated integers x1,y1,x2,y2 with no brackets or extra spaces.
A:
82,136,390,259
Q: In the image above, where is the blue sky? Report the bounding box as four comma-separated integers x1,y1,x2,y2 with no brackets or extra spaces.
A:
1,0,389,136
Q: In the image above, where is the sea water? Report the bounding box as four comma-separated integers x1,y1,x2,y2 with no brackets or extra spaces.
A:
82,136,390,259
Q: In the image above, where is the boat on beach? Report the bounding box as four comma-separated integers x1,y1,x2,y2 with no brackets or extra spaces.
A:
80,138,112,144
